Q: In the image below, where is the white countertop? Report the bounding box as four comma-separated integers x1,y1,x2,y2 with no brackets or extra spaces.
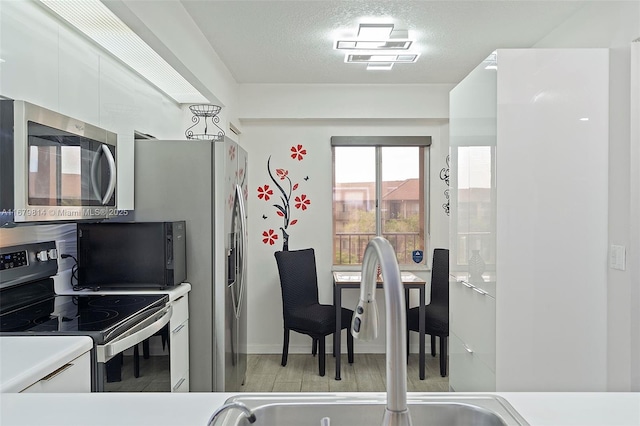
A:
56,282,191,302
0,336,93,393
0,391,638,425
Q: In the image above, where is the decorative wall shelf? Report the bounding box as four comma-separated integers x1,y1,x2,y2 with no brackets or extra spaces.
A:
185,104,225,141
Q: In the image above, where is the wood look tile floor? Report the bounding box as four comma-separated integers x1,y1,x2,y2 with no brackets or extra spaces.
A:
104,355,171,392
240,353,449,393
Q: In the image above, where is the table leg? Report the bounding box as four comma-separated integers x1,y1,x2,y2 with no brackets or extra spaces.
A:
334,283,342,381
419,286,426,380
405,288,410,363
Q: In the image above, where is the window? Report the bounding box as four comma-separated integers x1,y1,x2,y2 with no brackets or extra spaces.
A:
331,136,430,266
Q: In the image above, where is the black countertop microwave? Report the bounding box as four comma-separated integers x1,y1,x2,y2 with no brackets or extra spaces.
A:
0,99,117,227
77,221,186,289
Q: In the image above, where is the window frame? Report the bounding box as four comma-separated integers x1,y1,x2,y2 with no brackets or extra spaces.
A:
331,136,431,270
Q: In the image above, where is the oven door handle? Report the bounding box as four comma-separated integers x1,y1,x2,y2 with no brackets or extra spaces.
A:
96,305,172,363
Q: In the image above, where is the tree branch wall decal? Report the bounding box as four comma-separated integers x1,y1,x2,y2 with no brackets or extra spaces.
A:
258,145,310,251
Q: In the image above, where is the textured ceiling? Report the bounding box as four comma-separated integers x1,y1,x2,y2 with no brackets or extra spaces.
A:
178,0,590,85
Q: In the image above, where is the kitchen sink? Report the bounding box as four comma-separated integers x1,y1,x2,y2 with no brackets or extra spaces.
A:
211,393,529,426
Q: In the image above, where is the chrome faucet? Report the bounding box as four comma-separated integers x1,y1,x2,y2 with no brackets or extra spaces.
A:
351,236,412,426
207,401,257,425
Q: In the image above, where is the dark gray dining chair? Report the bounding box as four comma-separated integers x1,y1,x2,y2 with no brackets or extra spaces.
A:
274,248,354,376
407,248,449,377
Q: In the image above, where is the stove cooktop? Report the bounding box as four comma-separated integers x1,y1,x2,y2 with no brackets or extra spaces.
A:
0,241,171,347
0,291,168,344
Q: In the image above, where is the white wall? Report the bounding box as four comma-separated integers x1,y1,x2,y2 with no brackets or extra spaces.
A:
534,0,640,392
239,84,452,354
239,84,450,120
102,0,242,140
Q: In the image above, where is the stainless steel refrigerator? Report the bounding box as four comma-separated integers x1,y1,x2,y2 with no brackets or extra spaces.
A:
132,137,248,392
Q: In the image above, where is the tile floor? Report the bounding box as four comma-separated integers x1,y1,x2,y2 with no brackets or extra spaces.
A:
102,352,449,393
241,353,449,393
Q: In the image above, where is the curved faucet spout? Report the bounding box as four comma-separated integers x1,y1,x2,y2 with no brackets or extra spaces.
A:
207,401,256,425
351,236,412,426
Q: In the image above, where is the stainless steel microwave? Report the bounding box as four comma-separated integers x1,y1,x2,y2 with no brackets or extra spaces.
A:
0,99,117,226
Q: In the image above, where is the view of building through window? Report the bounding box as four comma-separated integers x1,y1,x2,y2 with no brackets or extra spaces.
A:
333,146,426,265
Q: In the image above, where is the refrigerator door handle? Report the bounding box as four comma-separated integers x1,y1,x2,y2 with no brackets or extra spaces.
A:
227,246,236,286
234,184,248,319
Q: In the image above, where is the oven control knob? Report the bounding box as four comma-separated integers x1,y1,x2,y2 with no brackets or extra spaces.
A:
48,249,58,260
36,250,48,261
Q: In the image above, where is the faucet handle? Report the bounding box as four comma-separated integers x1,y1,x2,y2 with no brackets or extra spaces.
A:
351,298,378,341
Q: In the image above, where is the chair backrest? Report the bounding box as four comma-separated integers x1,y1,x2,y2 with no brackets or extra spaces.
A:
430,248,450,307
274,248,320,318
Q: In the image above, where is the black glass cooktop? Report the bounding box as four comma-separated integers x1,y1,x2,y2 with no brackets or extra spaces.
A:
0,286,168,344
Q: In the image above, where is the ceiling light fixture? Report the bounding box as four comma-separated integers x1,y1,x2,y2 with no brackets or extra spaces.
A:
38,0,207,104
366,63,394,71
336,40,412,50
345,54,419,63
357,23,394,39
335,24,413,51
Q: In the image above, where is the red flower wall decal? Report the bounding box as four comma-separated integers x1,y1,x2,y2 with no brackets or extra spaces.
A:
257,185,273,201
294,194,310,210
228,145,236,161
262,229,278,245
276,169,288,180
290,144,307,161
260,151,310,251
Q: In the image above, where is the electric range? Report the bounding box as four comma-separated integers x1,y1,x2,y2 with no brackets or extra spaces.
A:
0,241,172,391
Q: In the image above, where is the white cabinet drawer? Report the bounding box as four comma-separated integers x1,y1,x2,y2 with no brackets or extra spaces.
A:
449,333,495,392
450,279,496,371
170,319,189,392
21,351,90,393
171,295,189,325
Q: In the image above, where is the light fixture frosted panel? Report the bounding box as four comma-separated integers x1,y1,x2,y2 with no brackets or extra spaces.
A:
357,23,394,39
346,54,419,63
367,63,394,71
335,40,412,50
39,0,207,104
336,41,358,49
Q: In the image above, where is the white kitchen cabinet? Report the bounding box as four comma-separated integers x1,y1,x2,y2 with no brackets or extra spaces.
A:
21,351,91,393
449,48,609,391
0,336,93,393
169,293,189,392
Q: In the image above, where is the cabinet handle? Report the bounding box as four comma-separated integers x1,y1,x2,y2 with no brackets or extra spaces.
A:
463,344,474,354
41,363,74,381
172,377,186,391
172,323,186,334
472,286,487,295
